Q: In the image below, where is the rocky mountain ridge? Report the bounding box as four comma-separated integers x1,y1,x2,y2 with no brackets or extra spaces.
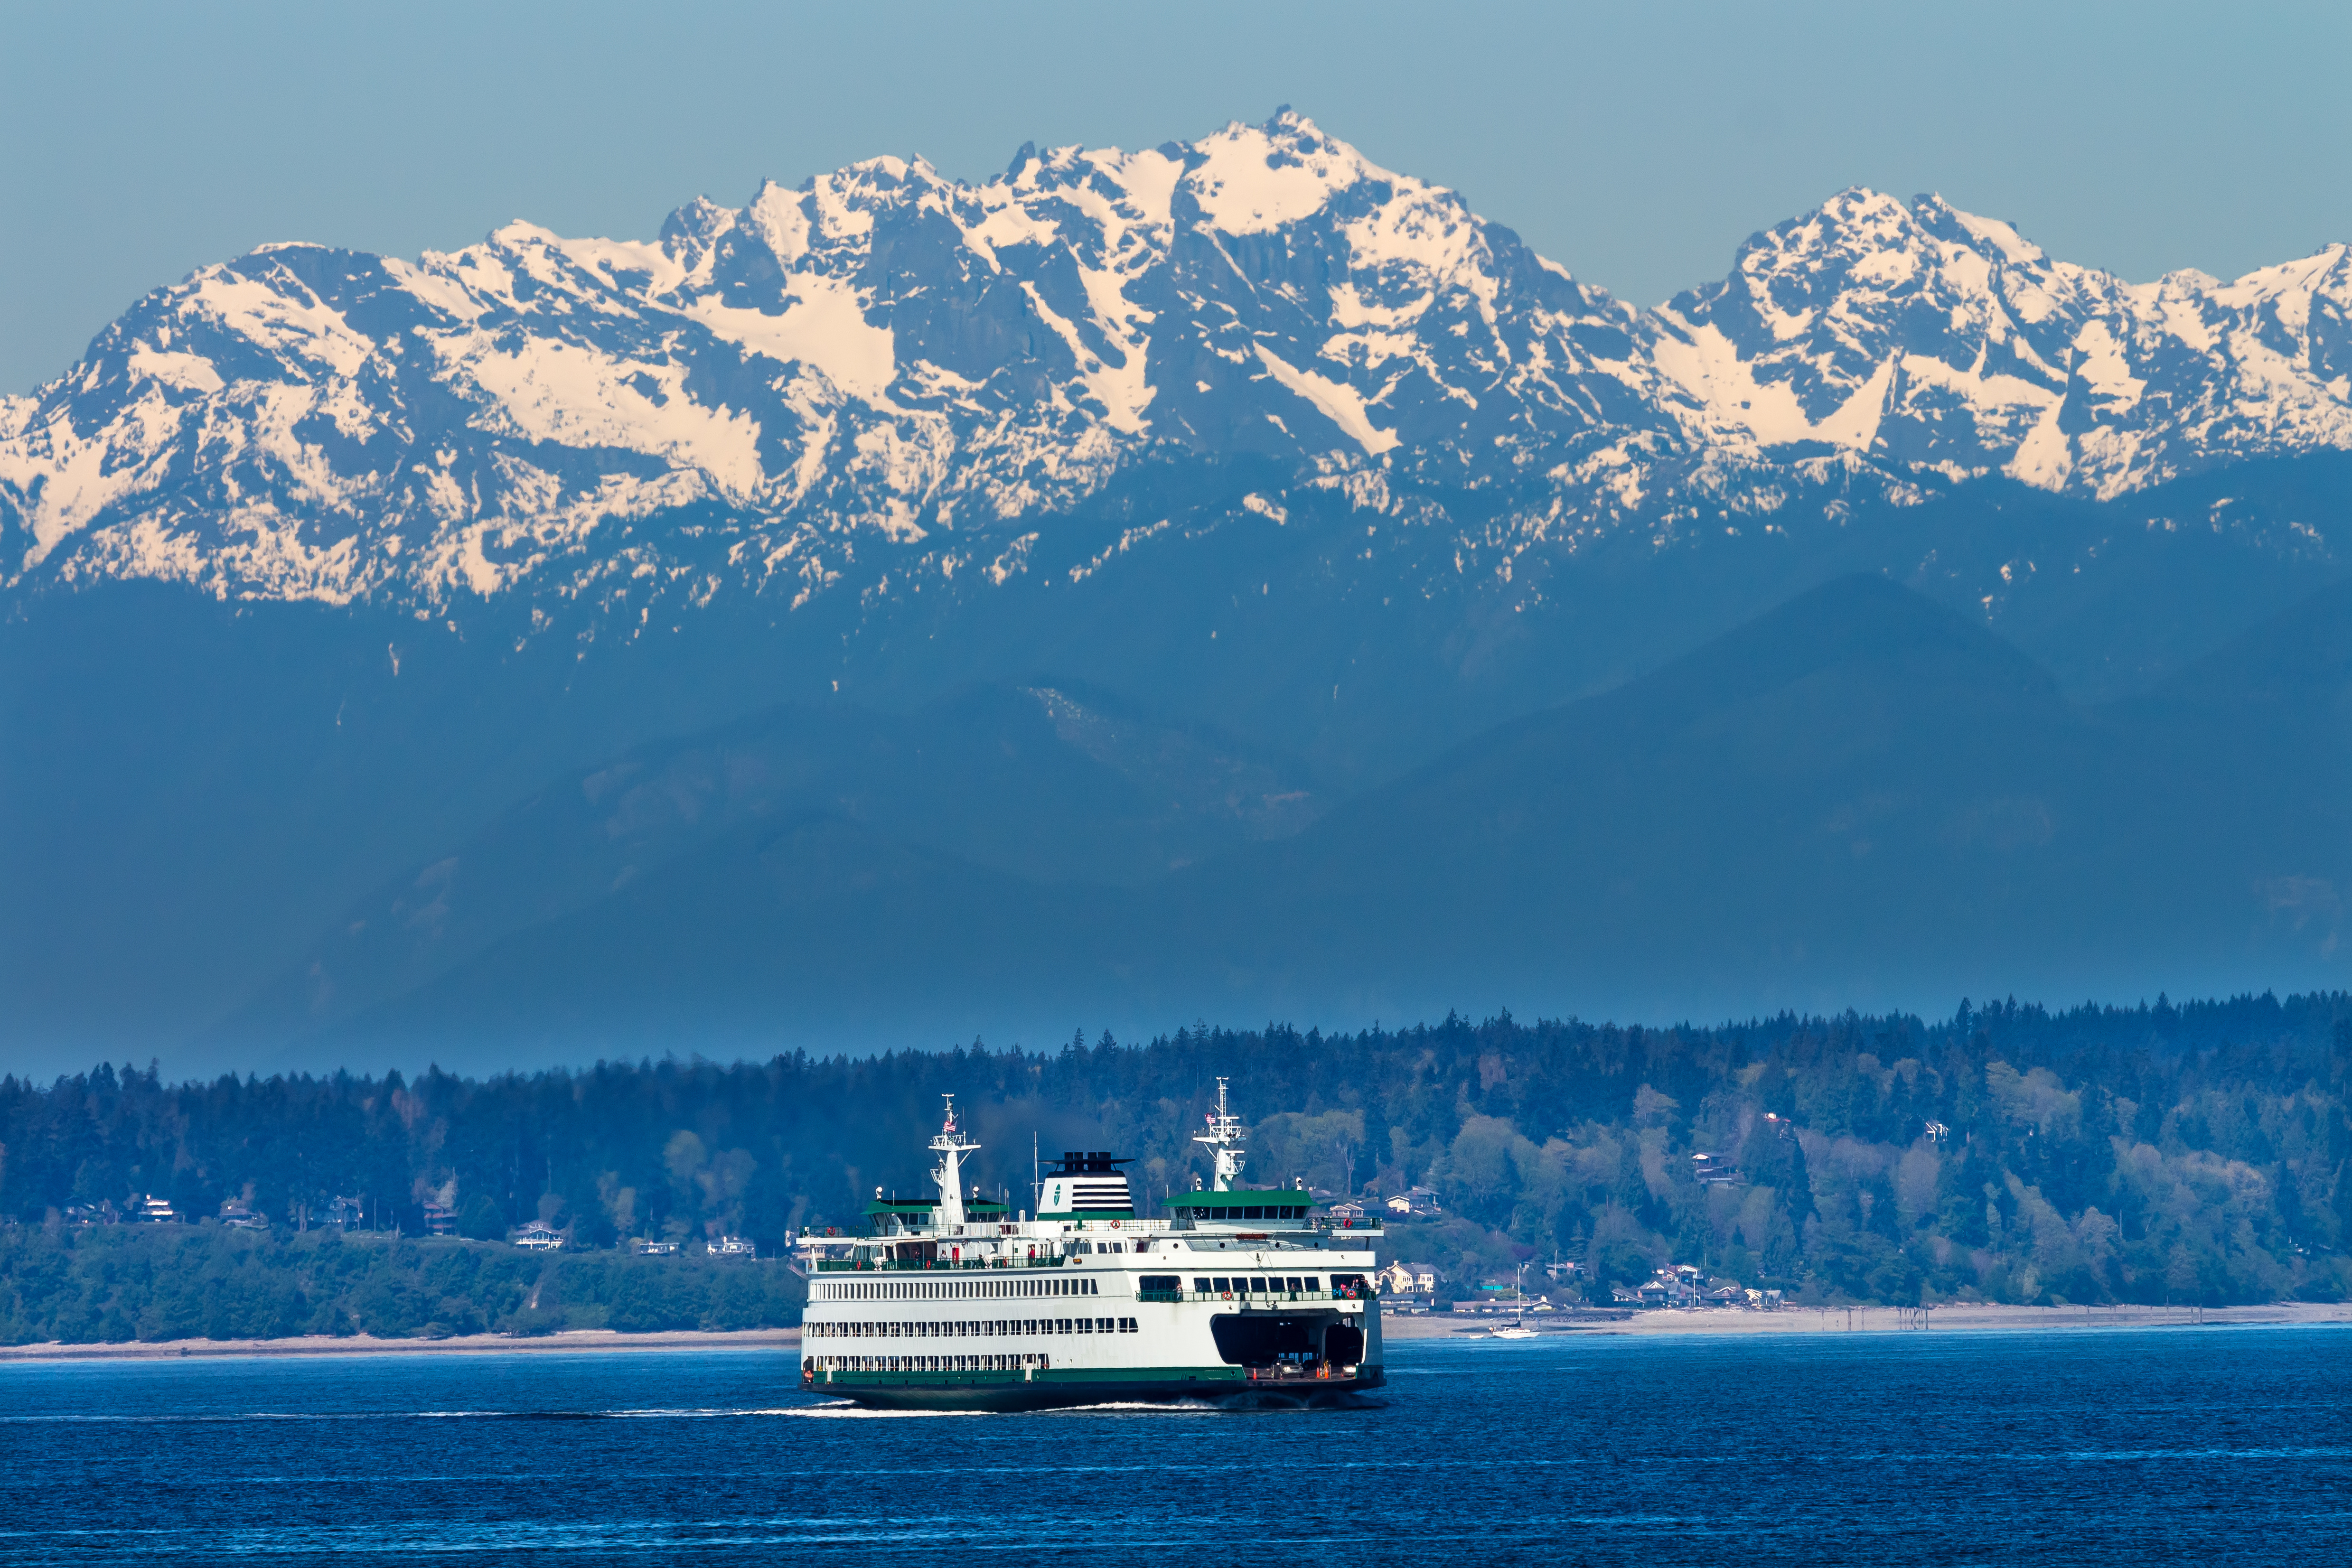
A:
5,111,2348,627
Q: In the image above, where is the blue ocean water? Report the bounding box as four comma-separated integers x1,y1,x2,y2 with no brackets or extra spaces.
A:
1,1325,2345,1563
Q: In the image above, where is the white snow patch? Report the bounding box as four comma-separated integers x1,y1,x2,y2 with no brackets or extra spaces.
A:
745,183,813,265
127,346,225,394
439,336,767,498
1185,117,1379,235
2006,400,2075,489
1253,344,1399,453
689,273,897,402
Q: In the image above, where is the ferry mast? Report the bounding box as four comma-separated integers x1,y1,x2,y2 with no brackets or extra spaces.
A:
1194,1077,1247,1190
930,1095,979,1230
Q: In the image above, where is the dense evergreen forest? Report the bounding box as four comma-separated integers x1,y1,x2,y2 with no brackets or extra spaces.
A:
3,994,2348,1342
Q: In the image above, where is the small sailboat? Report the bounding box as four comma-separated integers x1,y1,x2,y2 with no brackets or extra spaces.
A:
1488,1264,1537,1337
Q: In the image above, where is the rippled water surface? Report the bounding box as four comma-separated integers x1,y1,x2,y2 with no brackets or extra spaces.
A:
2,1325,2345,1563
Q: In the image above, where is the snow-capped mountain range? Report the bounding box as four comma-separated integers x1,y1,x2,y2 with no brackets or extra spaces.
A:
4,109,2349,616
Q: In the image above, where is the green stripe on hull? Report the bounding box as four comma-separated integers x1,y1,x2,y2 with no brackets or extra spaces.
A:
805,1365,1383,1412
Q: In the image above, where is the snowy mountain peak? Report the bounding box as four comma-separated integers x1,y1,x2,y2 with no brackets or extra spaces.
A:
1649,187,2352,495
3,118,2349,618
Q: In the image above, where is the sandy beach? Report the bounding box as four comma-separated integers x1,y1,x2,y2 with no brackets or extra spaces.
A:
0,1327,803,1364
1380,1300,2352,1339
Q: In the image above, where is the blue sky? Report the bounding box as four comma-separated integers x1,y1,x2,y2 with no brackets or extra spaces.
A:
3,0,2348,392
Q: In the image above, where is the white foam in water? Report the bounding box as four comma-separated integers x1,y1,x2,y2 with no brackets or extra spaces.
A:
1042,1400,1224,1414
776,1400,991,1419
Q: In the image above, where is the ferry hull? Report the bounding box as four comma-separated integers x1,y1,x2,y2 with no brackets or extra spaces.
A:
806,1364,1385,1412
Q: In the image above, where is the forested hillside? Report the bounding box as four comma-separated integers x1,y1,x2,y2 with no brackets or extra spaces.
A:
0,1228,798,1346
3,995,2347,1342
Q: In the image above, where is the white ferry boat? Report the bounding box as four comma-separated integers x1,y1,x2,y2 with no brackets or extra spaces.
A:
793,1082,1384,1410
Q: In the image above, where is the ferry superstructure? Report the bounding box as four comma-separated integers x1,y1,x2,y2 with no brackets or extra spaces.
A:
793,1083,1384,1410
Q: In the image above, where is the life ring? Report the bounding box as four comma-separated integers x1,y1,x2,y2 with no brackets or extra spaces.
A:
1109,1220,1121,1230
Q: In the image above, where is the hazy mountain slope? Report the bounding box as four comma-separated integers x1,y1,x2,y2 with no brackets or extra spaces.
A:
216,679,1318,1050
276,577,2347,1069
1178,575,2343,1021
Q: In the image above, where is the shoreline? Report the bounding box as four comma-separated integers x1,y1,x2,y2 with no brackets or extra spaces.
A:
1380,1300,2352,1338
0,1327,803,1364
8,1301,2346,1363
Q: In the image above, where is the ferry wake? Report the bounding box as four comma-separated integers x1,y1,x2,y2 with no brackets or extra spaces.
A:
791,1082,1384,1411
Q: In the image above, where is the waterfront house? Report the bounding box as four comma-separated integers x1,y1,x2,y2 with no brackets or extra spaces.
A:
514,1221,564,1251
1377,1260,1440,1298
631,1238,679,1256
324,1196,364,1231
706,1235,755,1258
218,1200,268,1230
422,1200,457,1237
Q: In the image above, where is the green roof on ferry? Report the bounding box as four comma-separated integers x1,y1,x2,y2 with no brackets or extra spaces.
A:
864,1195,1010,1217
1163,1189,1314,1211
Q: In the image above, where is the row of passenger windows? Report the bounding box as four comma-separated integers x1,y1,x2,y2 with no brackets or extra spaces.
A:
808,1317,1139,1338
1197,1276,1319,1293
809,1354,1045,1374
821,1276,1101,1301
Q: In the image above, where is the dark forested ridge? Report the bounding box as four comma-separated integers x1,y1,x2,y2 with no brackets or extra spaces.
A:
3,994,2349,1343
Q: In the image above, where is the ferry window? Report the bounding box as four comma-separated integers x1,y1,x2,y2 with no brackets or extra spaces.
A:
1286,1277,1303,1291
1098,1317,1114,1333
1193,1278,1211,1292
1212,1277,1230,1292
1249,1278,1266,1292
1303,1278,1320,1291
